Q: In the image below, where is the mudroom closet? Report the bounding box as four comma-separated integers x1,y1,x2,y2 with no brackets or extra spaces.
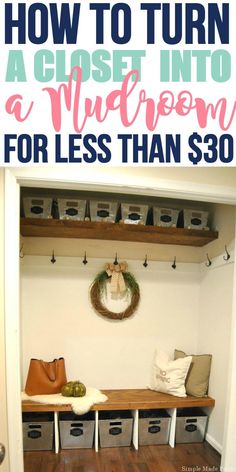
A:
3,168,236,472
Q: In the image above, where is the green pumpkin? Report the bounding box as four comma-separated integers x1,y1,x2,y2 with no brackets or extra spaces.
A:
73,382,86,397
61,384,74,397
61,380,86,397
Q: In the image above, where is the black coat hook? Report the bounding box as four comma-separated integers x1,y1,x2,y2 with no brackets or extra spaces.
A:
114,253,118,265
51,250,56,264
223,245,230,261
205,253,212,267
83,252,88,265
172,256,177,270
19,244,24,259
143,255,148,268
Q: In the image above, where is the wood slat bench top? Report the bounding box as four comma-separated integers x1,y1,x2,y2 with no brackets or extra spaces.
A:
22,388,215,413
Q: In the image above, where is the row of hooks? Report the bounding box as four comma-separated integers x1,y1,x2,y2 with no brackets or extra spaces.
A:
20,246,231,269
205,245,230,267
51,246,231,269
50,250,89,265
49,251,178,268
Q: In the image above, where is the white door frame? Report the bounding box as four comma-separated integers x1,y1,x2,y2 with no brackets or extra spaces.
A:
4,170,22,472
4,167,236,472
0,170,9,472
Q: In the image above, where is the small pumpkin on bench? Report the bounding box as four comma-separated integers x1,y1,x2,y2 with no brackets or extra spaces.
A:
61,381,86,397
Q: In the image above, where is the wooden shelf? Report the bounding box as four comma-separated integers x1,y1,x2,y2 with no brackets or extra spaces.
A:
20,218,218,247
22,389,215,412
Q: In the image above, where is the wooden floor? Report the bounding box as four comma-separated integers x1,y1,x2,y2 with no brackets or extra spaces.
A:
24,442,221,472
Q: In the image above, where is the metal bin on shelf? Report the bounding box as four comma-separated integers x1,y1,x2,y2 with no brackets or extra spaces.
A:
183,209,209,230
89,200,118,223
23,196,53,219
120,203,148,225
153,207,179,228
57,198,87,220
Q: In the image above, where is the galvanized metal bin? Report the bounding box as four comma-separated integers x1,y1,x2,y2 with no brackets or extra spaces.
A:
176,408,208,443
57,198,86,220
153,207,179,228
183,209,209,230
59,412,95,449
99,410,133,447
120,203,148,225
139,409,171,445
23,196,53,219
22,413,54,451
90,200,118,223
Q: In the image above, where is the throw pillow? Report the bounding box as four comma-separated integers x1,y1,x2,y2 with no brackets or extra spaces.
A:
174,349,212,397
149,350,192,397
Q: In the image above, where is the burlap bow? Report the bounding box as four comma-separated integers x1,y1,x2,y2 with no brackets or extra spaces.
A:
105,262,128,293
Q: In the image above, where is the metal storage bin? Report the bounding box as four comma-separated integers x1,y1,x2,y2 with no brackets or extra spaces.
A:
59,412,95,449
183,209,209,230
22,413,54,451
139,409,171,445
23,196,53,219
57,198,86,220
120,203,148,225
90,200,118,223
153,207,179,228
176,408,208,443
99,410,133,447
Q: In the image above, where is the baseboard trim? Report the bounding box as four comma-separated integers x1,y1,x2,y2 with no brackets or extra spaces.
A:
206,433,222,454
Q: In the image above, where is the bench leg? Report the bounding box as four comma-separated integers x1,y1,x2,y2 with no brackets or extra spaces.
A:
95,410,99,452
167,408,176,448
54,411,59,453
132,409,139,450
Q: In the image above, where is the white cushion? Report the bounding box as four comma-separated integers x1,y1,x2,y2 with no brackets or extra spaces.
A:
149,350,192,397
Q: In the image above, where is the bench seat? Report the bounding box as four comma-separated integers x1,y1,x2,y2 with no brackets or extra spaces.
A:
22,388,215,412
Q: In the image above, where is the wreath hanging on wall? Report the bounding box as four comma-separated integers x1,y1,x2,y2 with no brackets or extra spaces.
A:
90,262,140,320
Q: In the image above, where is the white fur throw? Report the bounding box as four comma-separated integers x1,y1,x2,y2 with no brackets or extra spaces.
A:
21,387,108,415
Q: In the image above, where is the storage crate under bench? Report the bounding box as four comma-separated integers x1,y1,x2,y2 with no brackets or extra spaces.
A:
99,410,133,448
176,408,208,444
139,409,171,445
59,412,95,449
22,412,54,451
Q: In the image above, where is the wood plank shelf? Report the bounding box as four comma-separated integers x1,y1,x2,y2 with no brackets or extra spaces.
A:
20,218,218,247
22,389,215,413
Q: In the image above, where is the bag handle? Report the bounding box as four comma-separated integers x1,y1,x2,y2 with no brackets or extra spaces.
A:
40,359,60,382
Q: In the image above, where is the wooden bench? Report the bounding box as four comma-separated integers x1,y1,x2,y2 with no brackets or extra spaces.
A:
22,389,215,453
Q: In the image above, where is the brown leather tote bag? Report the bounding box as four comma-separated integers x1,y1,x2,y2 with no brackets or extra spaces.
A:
25,357,67,395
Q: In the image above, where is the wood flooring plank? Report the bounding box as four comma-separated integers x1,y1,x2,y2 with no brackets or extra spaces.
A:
40,455,65,472
126,462,150,472
24,442,221,472
23,452,43,472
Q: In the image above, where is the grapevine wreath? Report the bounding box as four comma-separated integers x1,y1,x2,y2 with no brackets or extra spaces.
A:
90,262,140,320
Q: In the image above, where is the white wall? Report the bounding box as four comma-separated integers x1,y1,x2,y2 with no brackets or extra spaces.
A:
221,252,236,470
198,258,234,453
20,257,200,390
20,253,235,453
201,204,236,262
